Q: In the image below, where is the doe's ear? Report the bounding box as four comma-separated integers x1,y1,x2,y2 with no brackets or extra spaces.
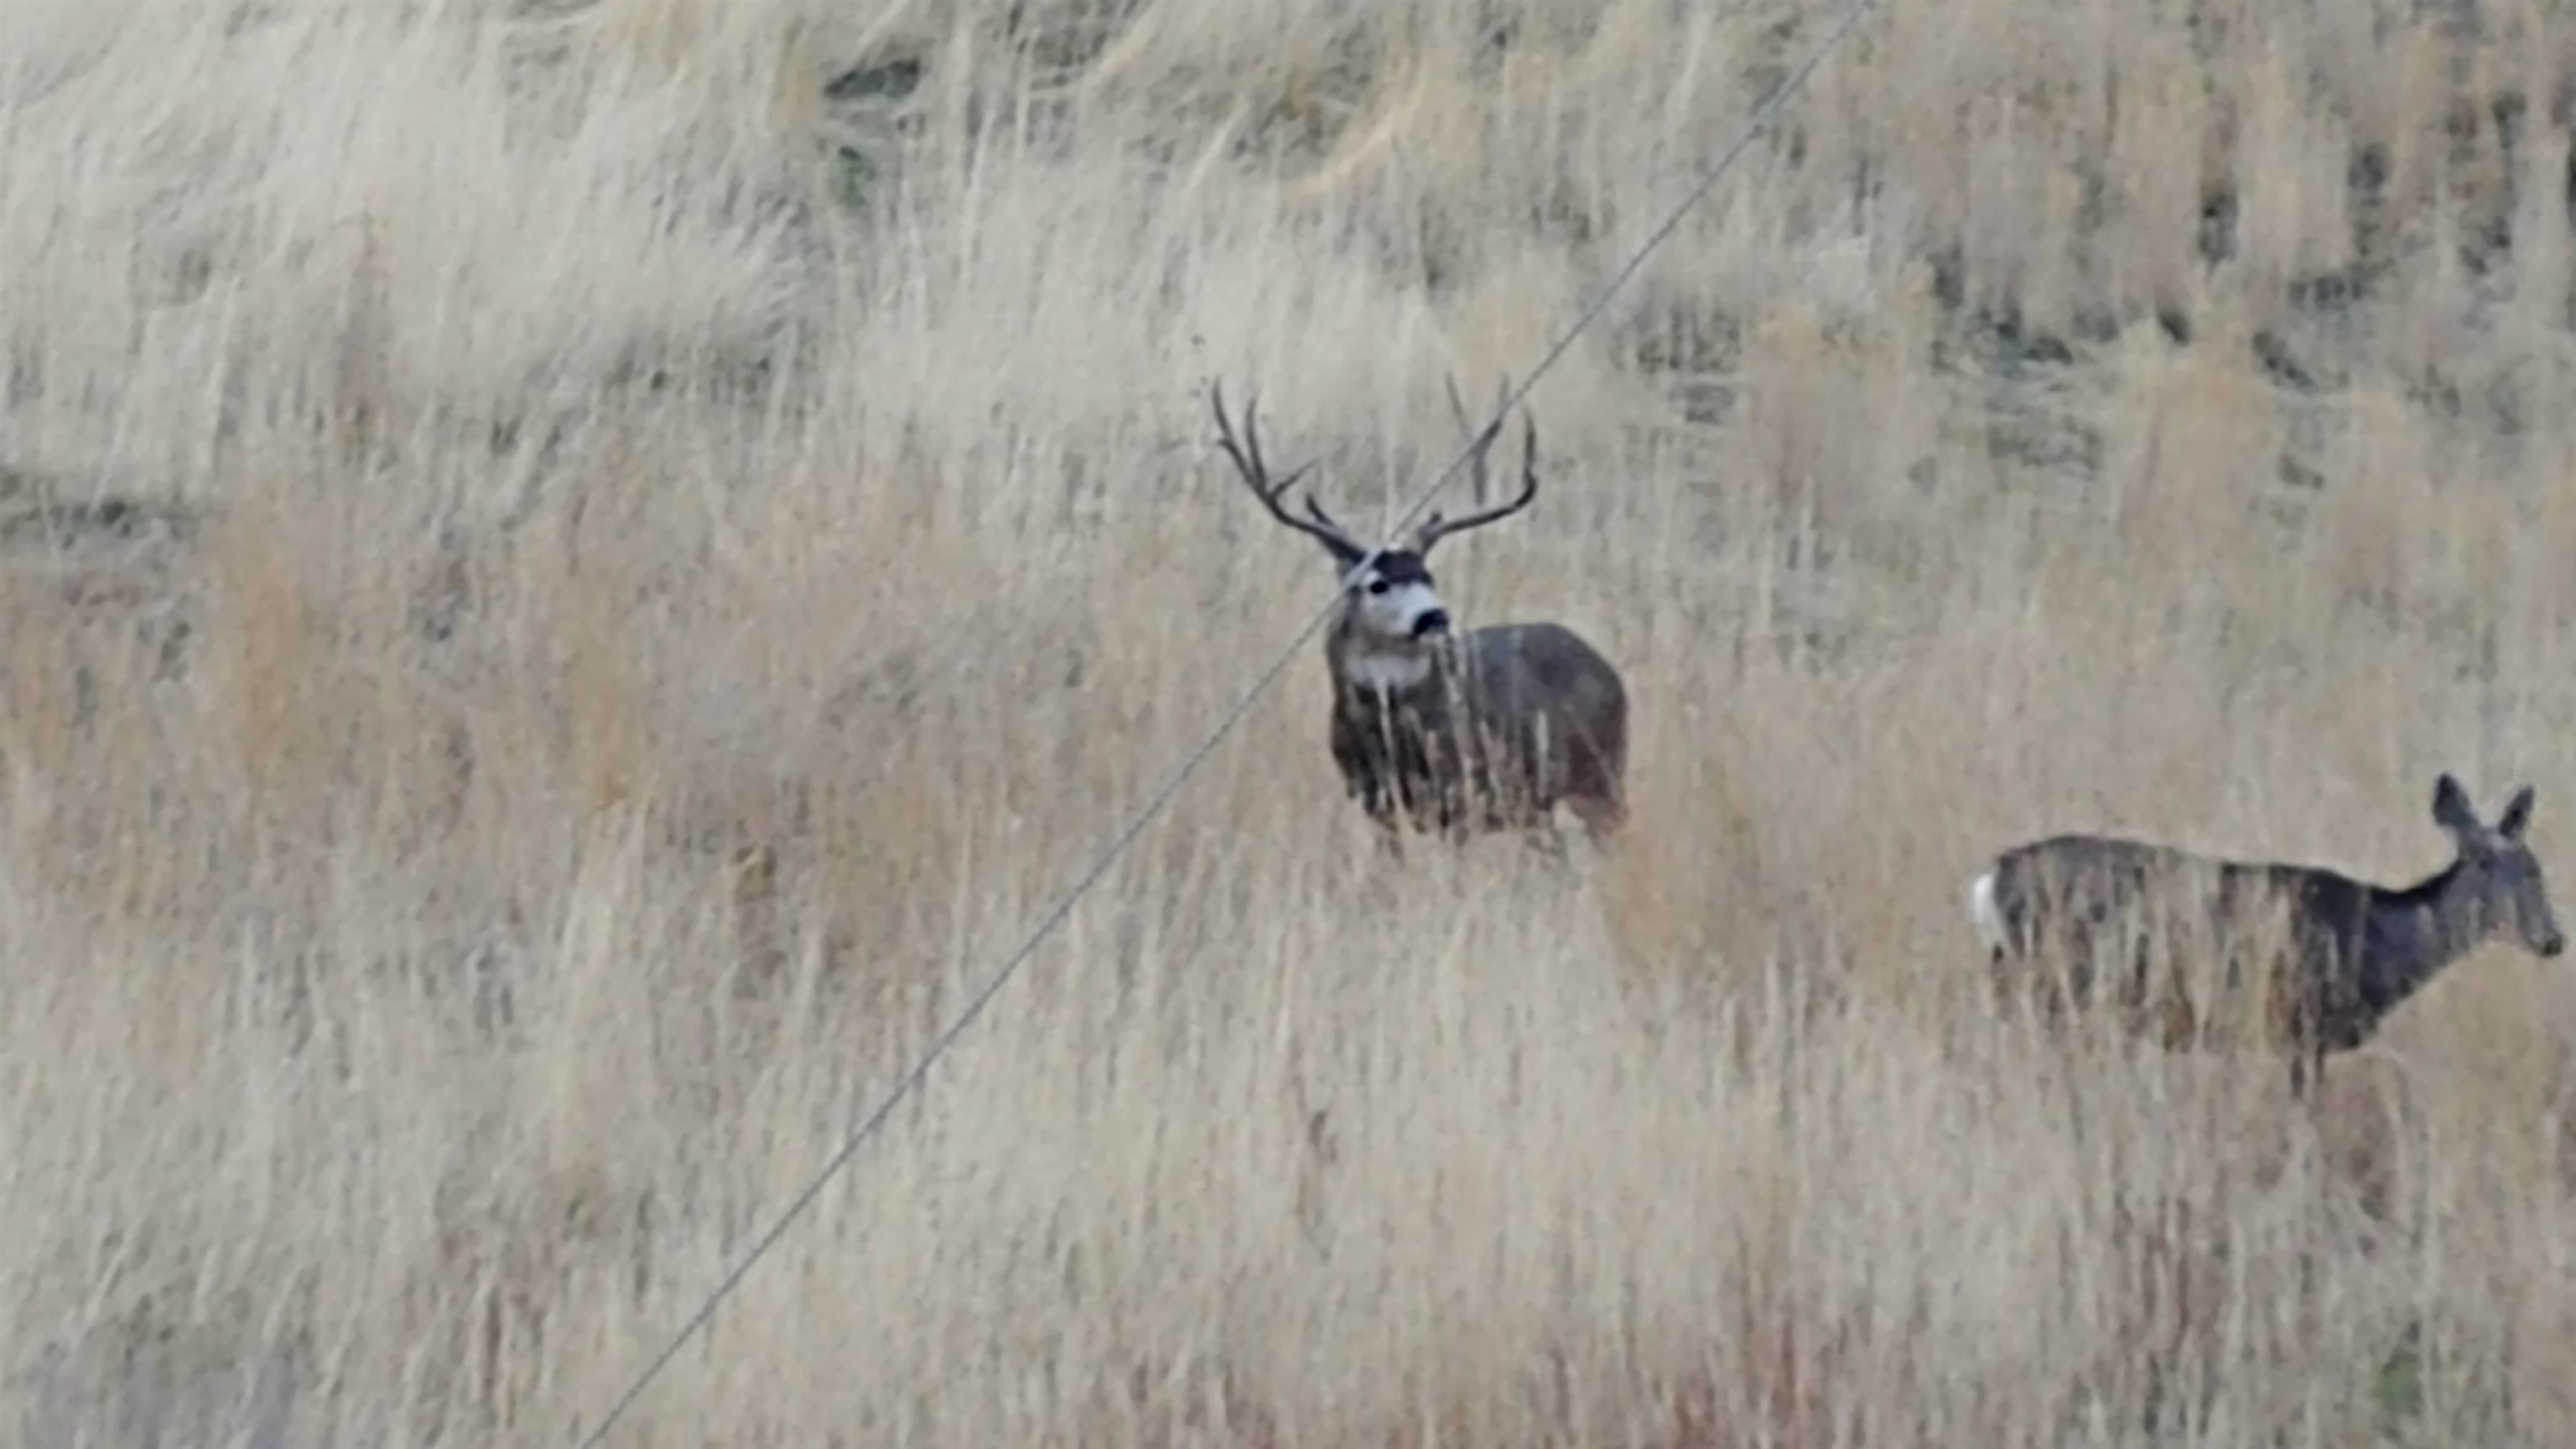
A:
2497,784,2537,841
2431,773,2481,837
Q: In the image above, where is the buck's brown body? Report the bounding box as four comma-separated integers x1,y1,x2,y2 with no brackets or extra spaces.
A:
1326,615,1628,838
1212,377,1630,845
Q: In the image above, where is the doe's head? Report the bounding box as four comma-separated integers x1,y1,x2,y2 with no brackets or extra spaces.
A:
2432,773,2566,958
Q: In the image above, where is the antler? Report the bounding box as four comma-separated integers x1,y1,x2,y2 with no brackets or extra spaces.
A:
1411,373,1540,555
1210,382,1368,559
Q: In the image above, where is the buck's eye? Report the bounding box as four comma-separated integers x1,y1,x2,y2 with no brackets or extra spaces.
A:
1365,578,1392,595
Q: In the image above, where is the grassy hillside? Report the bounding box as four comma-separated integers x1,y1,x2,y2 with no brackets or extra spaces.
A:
3,0,2573,1444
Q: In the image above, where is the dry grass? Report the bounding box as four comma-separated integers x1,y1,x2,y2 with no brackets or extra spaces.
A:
4,0,2576,1444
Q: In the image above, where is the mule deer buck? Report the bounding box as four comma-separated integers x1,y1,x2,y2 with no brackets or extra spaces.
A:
1209,377,1628,846
1968,774,2564,1096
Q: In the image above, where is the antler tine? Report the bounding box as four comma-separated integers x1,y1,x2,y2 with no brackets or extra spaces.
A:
1413,377,1538,555
1439,373,1506,507
1416,372,1503,544
1209,381,1287,503
1210,381,1361,555
1302,493,1363,542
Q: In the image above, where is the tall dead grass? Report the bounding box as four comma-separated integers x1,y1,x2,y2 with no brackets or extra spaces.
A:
3,0,2574,1444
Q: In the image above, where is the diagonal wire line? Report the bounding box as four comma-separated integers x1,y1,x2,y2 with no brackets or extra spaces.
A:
572,2,1883,1441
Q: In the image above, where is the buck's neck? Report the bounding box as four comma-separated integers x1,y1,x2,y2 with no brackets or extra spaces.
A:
2359,860,2488,1009
1326,617,1447,701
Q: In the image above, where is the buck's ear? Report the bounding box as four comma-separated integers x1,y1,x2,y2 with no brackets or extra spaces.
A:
2431,773,2480,836
2498,784,2537,841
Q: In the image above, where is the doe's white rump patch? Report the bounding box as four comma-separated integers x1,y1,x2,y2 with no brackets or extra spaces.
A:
1968,870,2006,953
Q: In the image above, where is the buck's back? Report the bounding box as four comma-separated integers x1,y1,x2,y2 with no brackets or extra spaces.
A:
1455,622,1625,723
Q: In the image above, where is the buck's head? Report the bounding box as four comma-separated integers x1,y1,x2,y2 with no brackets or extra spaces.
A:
2433,773,2566,958
1208,376,1538,656
1335,545,1452,646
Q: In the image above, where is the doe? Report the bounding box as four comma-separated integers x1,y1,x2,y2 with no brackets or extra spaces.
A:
1968,773,2564,1096
1209,377,1630,846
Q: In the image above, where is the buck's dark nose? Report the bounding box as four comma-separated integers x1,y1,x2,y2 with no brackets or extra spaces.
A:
2542,931,2567,958
1411,610,1451,638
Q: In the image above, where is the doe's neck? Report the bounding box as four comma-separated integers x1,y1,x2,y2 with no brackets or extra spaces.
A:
2367,859,2489,994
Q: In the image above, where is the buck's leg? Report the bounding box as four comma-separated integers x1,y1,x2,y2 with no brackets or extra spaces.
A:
1348,774,1405,864
1566,789,1624,848
2286,1043,2325,1104
1370,814,1408,865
